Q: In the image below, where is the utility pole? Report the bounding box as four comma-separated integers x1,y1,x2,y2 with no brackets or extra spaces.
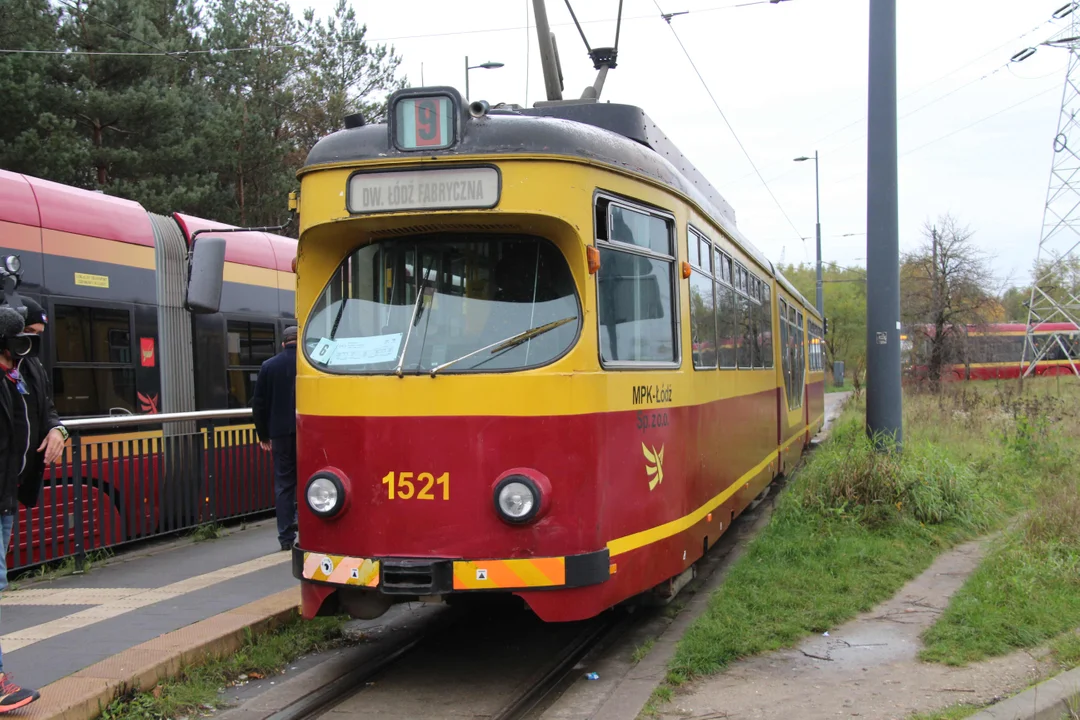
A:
794,151,824,316
815,149,822,317
865,0,903,448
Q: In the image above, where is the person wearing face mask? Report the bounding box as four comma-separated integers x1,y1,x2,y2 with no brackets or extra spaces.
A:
0,300,66,712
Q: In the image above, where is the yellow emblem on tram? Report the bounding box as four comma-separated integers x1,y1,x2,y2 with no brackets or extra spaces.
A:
643,443,665,491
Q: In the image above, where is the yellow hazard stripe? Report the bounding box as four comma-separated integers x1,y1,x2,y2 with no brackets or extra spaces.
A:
452,557,566,590
302,552,380,587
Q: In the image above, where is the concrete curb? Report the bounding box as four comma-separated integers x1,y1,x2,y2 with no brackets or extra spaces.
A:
969,666,1080,720
24,587,300,720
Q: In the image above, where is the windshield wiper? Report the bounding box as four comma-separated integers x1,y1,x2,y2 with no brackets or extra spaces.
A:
395,282,432,378
429,316,576,377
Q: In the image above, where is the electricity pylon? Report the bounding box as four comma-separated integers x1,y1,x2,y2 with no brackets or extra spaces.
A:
1022,2,1080,378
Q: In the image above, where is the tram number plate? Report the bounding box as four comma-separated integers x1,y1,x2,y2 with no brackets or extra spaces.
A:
381,471,449,500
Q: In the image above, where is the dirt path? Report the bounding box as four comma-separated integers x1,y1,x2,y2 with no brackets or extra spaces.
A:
657,539,1056,720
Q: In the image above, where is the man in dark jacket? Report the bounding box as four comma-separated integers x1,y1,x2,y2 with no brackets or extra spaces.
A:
0,303,65,711
252,326,297,551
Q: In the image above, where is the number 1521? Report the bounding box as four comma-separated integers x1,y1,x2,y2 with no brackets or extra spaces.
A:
381,472,449,500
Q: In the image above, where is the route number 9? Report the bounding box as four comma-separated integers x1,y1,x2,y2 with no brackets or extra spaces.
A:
394,96,451,150
415,99,439,145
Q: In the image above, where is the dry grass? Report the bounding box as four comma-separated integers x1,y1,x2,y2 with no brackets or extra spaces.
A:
670,377,1080,685
919,378,1080,666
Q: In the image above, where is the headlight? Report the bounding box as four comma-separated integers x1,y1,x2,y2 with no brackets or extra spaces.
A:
4,256,19,274
494,476,540,524
306,473,344,517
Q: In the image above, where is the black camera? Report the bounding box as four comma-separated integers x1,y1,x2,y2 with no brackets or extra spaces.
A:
0,254,40,359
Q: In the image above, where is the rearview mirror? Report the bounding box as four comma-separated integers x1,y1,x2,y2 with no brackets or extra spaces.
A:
186,236,226,314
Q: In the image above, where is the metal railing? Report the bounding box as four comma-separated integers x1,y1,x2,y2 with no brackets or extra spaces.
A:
9,409,275,573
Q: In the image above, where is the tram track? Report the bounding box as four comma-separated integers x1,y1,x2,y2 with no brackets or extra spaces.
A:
222,432,836,720
489,609,630,720
224,494,781,720
236,601,632,720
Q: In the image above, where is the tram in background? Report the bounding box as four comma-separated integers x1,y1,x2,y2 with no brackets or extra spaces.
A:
0,169,297,568
198,83,826,623
905,322,1080,380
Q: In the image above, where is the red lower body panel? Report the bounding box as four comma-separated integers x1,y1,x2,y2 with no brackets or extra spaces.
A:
295,386,789,622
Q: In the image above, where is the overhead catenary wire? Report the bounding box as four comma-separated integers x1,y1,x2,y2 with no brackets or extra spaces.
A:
808,14,1061,150
899,83,1060,157
723,9,1071,187
650,0,806,248
828,82,1061,187
0,0,770,57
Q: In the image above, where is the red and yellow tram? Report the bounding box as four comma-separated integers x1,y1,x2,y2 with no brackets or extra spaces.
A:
905,322,1080,381
264,87,824,622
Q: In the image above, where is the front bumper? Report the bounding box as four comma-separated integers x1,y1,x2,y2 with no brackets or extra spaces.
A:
292,546,610,594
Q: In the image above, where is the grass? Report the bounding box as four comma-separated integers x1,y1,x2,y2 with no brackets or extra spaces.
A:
631,638,655,664
906,704,982,720
96,615,345,720
664,379,1074,690
1050,631,1080,669
190,523,222,543
7,548,115,589
919,382,1080,667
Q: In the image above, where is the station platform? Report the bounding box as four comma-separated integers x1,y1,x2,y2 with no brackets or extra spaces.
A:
0,518,297,720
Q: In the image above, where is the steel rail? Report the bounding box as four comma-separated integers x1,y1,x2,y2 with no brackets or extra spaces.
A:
490,610,630,720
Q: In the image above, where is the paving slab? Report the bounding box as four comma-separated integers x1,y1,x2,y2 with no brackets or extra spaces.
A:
0,519,297,691
20,588,299,720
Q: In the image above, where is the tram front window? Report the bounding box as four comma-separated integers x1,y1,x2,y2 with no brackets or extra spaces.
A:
304,235,580,374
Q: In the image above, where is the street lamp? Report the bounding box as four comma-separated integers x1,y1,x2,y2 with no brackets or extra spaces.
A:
794,151,823,316
465,57,504,100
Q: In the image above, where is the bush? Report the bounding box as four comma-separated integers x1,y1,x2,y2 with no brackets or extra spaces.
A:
791,418,988,530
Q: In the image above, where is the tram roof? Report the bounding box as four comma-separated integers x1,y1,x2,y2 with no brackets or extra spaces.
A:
303,96,819,319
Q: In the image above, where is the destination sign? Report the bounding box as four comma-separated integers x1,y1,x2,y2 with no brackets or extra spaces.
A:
347,167,500,214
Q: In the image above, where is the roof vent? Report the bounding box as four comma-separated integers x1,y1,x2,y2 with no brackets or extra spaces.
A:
344,113,366,130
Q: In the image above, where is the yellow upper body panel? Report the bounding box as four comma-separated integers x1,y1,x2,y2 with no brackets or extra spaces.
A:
294,155,808,418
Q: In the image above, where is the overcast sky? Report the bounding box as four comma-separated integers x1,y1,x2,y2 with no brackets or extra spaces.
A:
287,0,1071,287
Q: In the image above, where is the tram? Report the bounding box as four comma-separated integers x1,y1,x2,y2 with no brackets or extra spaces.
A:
0,170,297,567
203,83,826,623
905,322,1080,380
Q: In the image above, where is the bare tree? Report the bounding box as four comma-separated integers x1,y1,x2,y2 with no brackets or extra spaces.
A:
901,214,1002,389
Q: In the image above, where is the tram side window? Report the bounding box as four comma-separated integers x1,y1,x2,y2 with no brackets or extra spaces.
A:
597,199,677,365
796,311,806,399
752,278,765,369
735,265,753,369
226,321,276,409
762,285,774,369
779,299,791,399
715,252,736,369
52,305,135,417
688,229,717,370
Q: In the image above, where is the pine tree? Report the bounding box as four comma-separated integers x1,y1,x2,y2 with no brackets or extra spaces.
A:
292,0,406,152
55,0,218,211
202,0,301,226
0,0,89,184
0,0,407,230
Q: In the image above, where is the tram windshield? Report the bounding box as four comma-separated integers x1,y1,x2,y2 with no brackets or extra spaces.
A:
303,234,581,375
